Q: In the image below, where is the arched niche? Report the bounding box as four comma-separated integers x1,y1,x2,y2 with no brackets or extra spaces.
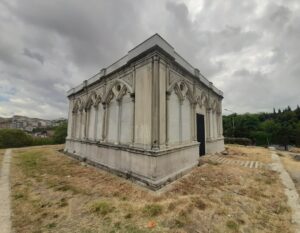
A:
104,80,134,144
167,80,194,145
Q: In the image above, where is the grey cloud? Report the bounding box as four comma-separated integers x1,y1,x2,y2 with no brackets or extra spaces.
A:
23,48,44,64
0,0,299,119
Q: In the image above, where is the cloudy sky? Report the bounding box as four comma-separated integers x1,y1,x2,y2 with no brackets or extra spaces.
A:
0,0,299,119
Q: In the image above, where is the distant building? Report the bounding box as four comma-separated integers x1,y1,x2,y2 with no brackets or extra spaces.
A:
65,34,224,189
0,118,12,129
0,115,66,133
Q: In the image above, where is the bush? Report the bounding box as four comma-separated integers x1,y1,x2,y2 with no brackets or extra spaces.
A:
0,129,33,148
224,137,252,146
0,129,55,149
53,122,67,144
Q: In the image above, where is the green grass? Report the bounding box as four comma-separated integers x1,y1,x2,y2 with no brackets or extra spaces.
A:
89,201,114,216
18,151,46,177
226,220,239,231
142,204,163,217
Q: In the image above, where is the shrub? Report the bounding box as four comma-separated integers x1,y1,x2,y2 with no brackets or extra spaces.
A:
0,129,33,148
53,122,67,144
224,137,252,146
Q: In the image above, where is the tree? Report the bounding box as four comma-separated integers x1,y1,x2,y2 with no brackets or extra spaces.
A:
223,105,300,147
0,129,33,148
53,122,68,144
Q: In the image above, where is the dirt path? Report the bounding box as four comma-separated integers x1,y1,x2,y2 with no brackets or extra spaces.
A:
271,149,300,232
0,149,12,233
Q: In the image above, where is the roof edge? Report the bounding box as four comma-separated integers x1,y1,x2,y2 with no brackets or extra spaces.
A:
67,33,223,97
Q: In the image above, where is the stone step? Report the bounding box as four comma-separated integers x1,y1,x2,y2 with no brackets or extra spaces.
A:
203,155,267,170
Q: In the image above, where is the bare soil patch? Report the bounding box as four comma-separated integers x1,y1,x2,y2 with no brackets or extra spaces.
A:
10,145,292,233
224,144,272,163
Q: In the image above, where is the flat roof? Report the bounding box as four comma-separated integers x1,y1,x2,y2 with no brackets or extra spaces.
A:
67,33,223,97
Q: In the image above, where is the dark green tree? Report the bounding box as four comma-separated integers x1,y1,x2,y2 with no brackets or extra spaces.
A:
53,122,68,144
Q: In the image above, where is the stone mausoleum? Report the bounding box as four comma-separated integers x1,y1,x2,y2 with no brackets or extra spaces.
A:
65,34,224,189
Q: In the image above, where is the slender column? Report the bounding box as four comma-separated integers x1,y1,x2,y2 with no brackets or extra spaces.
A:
94,106,98,141
206,109,210,139
117,100,122,144
102,104,108,142
84,109,88,140
130,94,135,145
192,103,197,141
209,109,213,139
166,92,170,146
71,112,76,138
179,99,183,144
151,55,160,149
85,108,91,139
79,111,83,140
67,98,73,139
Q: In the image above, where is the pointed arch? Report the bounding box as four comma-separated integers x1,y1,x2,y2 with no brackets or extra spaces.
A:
94,92,103,107
85,91,97,110
167,79,195,103
72,98,82,113
104,79,133,104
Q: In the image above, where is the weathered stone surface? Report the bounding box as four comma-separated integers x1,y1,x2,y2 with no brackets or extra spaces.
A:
65,34,224,189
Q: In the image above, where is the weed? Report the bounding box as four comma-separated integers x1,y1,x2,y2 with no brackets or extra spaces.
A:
124,213,132,219
13,193,25,200
168,202,176,211
191,196,206,210
142,203,163,217
58,198,68,207
46,222,57,229
89,201,114,216
226,220,239,231
221,193,234,205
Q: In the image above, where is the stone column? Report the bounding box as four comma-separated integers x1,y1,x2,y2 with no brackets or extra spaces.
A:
72,112,76,138
84,109,88,140
67,98,73,139
166,92,170,146
94,105,99,141
192,102,197,141
179,99,183,144
79,110,83,140
151,55,159,150
102,104,108,142
220,113,223,136
117,99,122,144
86,109,90,140
206,109,210,139
209,109,213,139
130,93,135,145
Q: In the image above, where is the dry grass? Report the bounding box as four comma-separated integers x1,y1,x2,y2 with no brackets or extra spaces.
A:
10,145,292,233
279,151,300,195
290,147,300,153
0,149,5,165
224,144,272,163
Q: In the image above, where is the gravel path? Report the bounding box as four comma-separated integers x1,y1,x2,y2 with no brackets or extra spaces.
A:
0,149,12,233
270,148,300,232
